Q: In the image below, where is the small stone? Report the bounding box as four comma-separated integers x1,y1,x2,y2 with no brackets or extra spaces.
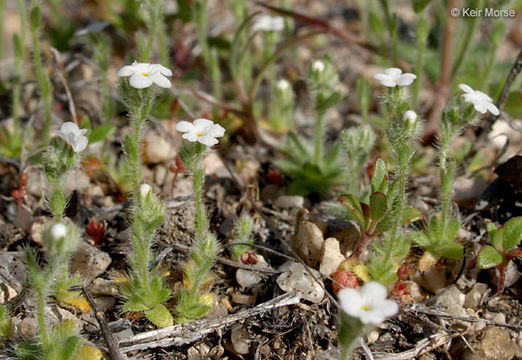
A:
29,217,49,245
419,266,448,293
319,238,345,276
276,262,324,304
484,311,505,324
89,278,119,297
292,211,324,267
17,316,38,338
93,296,115,313
187,343,211,360
236,255,270,289
479,327,516,360
70,243,111,282
464,283,488,309
63,169,90,194
0,283,17,304
26,168,49,197
202,152,228,177
231,323,250,355
366,330,379,345
403,281,425,303
142,132,174,164
275,195,304,209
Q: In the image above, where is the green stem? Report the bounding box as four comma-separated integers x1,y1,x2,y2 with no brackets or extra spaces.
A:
314,110,325,165
384,158,407,264
412,16,427,108
451,0,483,78
378,0,397,65
36,287,48,348
13,35,22,137
192,167,207,241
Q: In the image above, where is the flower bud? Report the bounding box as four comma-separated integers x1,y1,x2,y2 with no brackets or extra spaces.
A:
51,223,67,240
140,184,151,198
277,79,290,91
402,110,418,136
312,60,325,73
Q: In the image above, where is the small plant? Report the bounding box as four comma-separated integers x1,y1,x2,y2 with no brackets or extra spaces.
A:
117,61,174,328
477,217,522,293
0,305,12,340
18,223,83,360
175,118,224,322
268,78,294,132
230,214,255,261
337,282,398,359
42,122,90,309
409,84,500,269
278,58,345,196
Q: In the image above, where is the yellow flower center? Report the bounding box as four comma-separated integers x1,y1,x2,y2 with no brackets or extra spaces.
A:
196,132,204,137
141,72,150,77
360,304,371,311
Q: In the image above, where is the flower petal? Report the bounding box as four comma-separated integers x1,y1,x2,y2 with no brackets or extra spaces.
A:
209,124,225,137
397,73,416,86
156,64,172,76
117,65,135,77
182,132,199,142
361,282,387,302
72,136,88,153
458,83,474,94
378,299,399,317
338,288,363,318
198,135,218,147
150,73,172,88
486,102,500,116
380,79,397,87
193,118,214,129
60,121,80,134
129,73,153,89
176,121,195,133
360,310,386,325
475,90,493,103
384,68,402,78
373,73,391,82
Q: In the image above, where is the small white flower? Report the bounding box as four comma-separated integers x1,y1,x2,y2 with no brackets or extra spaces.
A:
50,223,67,240
139,184,151,198
458,84,499,116
403,110,417,124
312,60,325,73
56,122,88,153
277,79,291,91
175,118,225,147
373,68,416,87
117,61,172,89
338,281,398,325
252,15,285,32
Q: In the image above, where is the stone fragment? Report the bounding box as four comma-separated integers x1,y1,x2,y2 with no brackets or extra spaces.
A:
275,195,304,210
464,283,488,309
319,238,345,276
478,327,517,360
70,243,111,282
292,211,324,267
143,132,174,164
231,323,250,355
276,262,324,303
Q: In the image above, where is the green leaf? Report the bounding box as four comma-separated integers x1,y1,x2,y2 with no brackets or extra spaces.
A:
409,231,432,248
323,139,342,169
477,245,503,269
439,243,464,260
284,132,311,164
401,207,423,225
490,228,503,250
370,192,387,223
122,297,149,312
339,194,365,228
412,0,432,13
502,217,522,250
88,124,115,144
444,218,460,244
144,304,173,328
371,158,387,194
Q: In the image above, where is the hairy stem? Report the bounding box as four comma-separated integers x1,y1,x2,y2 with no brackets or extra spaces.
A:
314,109,325,165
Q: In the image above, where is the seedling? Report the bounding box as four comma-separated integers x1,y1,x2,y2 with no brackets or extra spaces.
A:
477,217,522,292
229,214,255,261
277,57,345,196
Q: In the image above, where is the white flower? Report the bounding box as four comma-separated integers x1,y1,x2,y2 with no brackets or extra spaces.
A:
252,15,285,32
139,184,151,198
117,61,172,89
56,122,88,153
175,118,225,147
458,84,499,116
50,223,67,240
277,79,290,91
338,281,398,325
312,60,325,73
403,110,417,125
373,68,416,87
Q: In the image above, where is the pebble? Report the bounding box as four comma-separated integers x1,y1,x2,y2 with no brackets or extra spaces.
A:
70,242,111,283
63,169,90,194
231,323,250,355
89,278,119,297
292,212,324,267
276,262,324,303
275,195,304,210
142,132,174,164
464,283,488,309
319,237,345,276
478,327,517,360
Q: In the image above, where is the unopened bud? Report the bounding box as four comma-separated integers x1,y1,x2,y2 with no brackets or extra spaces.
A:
51,223,67,240
140,184,151,198
312,60,325,73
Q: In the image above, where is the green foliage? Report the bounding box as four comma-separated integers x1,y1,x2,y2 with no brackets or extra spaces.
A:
177,233,219,323
230,215,254,261
409,215,463,260
0,305,11,339
278,133,346,195
341,125,376,196
477,217,522,269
